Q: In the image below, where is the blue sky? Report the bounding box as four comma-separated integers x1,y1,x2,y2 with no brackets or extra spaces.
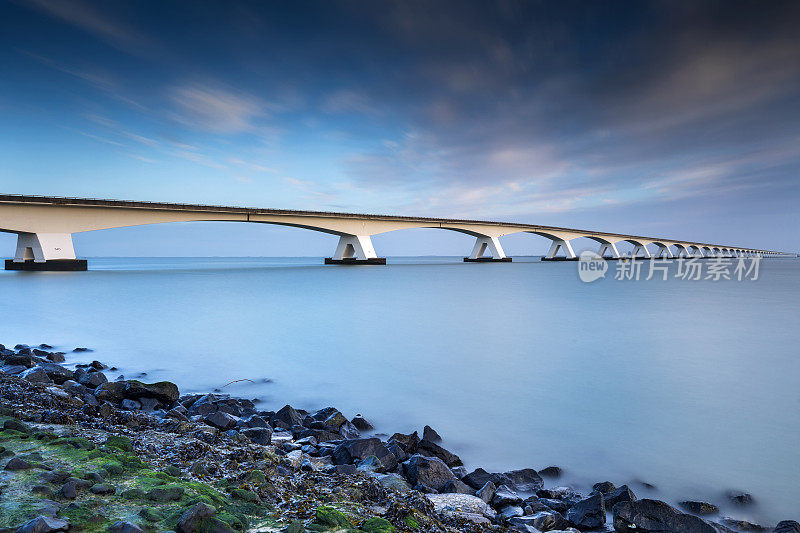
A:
1,0,798,256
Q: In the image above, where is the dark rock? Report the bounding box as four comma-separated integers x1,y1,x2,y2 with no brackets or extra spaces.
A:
462,467,500,490
273,405,303,427
567,492,605,530
501,468,543,492
525,497,557,514
14,516,69,533
46,353,66,363
5,354,33,367
241,426,272,445
242,414,268,428
176,502,230,533
20,367,52,384
39,344,53,349
680,501,719,515
60,478,91,499
166,408,189,422
204,411,238,430
388,431,420,453
74,368,107,388
539,465,563,478
491,485,523,508
72,347,91,352
3,419,31,432
89,360,105,370
108,521,143,533
90,483,115,495
605,485,636,509
720,518,767,531
120,399,141,411
511,511,570,532
614,499,718,533
351,415,374,431
775,521,800,533
138,397,162,411
5,457,33,470
37,363,74,384
442,479,473,494
40,470,69,484
332,438,397,471
423,425,442,443
725,490,753,506
94,381,127,403
500,505,524,519
593,481,616,494
387,443,408,463
124,380,179,405
418,439,463,467
331,464,357,475
403,454,456,492
476,481,496,503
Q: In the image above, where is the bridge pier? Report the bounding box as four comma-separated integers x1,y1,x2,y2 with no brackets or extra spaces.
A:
542,239,577,261
653,243,673,259
463,236,511,262
631,243,651,258
324,234,386,265
597,241,621,259
5,232,86,271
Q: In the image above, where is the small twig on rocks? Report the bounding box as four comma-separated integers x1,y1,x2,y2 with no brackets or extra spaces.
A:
220,378,255,388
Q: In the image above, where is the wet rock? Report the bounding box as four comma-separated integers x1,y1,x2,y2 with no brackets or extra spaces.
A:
72,347,91,352
511,511,571,532
37,363,74,384
680,501,719,515
501,468,544,492
539,465,563,478
462,467,499,490
242,414,268,428
442,479,473,494
720,518,767,531
476,481,496,503
376,473,411,493
417,439,463,467
124,380,179,405
273,405,303,427
593,481,616,494
426,493,496,519
403,454,457,492
500,505,524,518
166,408,189,422
5,457,33,470
90,483,115,495
14,516,69,533
567,492,605,530
74,368,107,388
107,521,143,533
241,426,272,445
351,415,374,431
46,353,65,363
605,485,636,509
725,490,753,506
20,367,52,384
146,485,184,502
138,397,162,411
40,470,69,484
205,411,238,430
5,354,33,367
60,478,91,499
774,521,800,533
614,499,718,533
105,435,133,452
120,399,141,411
4,419,31,432
492,485,523,508
423,425,442,443
388,431,420,454
95,381,127,403
332,438,397,471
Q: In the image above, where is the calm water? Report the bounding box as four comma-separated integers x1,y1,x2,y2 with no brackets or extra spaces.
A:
1,256,798,523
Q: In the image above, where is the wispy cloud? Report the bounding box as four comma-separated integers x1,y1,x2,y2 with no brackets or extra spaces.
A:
170,84,268,134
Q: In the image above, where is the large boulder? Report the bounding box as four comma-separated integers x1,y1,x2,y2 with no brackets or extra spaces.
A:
388,431,420,454
462,468,500,490
37,363,74,384
510,511,570,532
241,427,271,445
679,501,719,515
204,411,238,430
14,516,70,533
403,454,456,492
775,521,800,533
605,485,636,509
94,381,128,403
20,367,52,384
614,499,718,533
273,405,303,427
567,492,605,530
417,439,463,467
426,493,495,519
332,438,397,471
124,380,179,405
501,468,543,492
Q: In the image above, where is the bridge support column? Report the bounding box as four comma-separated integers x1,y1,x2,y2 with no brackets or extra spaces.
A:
5,232,86,271
653,244,673,259
464,236,511,262
597,242,621,259
632,243,651,259
325,235,385,265
542,239,577,261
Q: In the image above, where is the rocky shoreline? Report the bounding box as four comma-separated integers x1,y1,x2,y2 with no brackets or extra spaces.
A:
0,342,797,533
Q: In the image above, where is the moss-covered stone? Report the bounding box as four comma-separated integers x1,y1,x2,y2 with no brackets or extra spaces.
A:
360,517,395,533
164,465,181,477
104,435,133,453
139,507,164,522
310,506,353,530
230,488,259,503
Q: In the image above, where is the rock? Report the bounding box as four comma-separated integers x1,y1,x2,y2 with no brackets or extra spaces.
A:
332,438,397,471
108,521,144,533
539,465,563,478
423,425,442,443
242,414,268,428
605,485,636,509
351,415,374,431
476,481,496,503
462,467,499,490
5,457,33,470
501,468,544,492
725,490,753,506
121,399,142,410
14,516,70,533
241,426,272,444
593,481,616,494
492,484,523,508
47,353,65,363
4,354,33,367
360,517,396,533
388,431,420,453
105,435,134,452
403,454,457,492
40,470,69,484
90,483,115,495
510,512,570,532
500,505,524,518
74,368,107,388
95,381,128,403
20,367,52,384
720,518,767,531
417,439,463,467
775,521,800,533
176,503,217,533
205,411,238,430
73,347,91,352
567,492,605,530
138,397,161,411
60,478,91,499
443,479,473,494
376,473,411,493
285,521,305,533
146,485,184,502
3,419,31,432
614,499,718,533
426,493,495,518
312,506,354,530
680,501,719,515
273,405,303,427
37,363,74,384
124,380,179,404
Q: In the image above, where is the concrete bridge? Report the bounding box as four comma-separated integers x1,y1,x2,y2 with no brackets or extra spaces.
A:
0,194,787,270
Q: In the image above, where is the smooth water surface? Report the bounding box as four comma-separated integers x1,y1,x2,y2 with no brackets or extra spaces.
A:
1,256,798,523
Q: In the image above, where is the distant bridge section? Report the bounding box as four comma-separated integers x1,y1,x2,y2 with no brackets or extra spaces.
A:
0,194,788,270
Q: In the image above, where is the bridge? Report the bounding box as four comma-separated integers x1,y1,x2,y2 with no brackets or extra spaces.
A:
0,194,787,270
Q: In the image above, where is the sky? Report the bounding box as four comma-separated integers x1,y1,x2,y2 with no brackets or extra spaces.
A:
1,0,798,256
